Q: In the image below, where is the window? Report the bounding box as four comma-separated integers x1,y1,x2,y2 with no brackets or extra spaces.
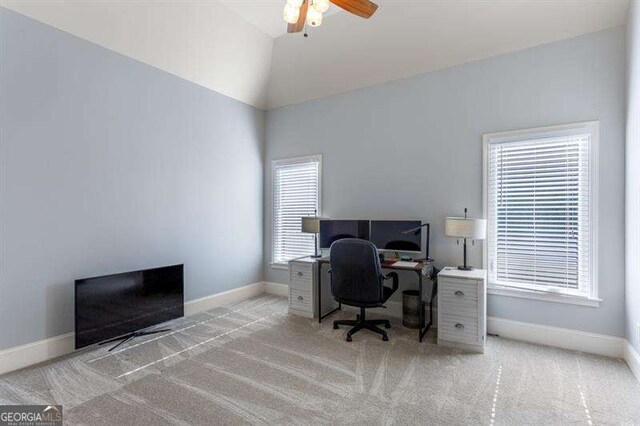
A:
483,122,598,304
272,155,321,265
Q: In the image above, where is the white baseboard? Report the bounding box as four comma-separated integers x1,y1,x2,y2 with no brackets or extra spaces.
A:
263,281,288,297
0,281,265,376
487,316,625,358
0,332,75,377
623,340,640,382
184,282,264,316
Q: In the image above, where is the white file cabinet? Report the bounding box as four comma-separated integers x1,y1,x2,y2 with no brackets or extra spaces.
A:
437,267,486,353
288,257,317,318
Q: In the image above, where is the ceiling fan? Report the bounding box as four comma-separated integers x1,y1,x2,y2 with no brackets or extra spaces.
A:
283,0,378,34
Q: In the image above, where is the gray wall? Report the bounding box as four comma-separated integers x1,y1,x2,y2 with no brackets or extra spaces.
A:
265,27,626,337
627,0,640,352
0,8,264,350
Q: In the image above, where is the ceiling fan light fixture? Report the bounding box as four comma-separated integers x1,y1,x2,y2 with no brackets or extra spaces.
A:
283,3,300,24
286,0,377,35
287,0,304,8
306,6,323,27
312,0,330,13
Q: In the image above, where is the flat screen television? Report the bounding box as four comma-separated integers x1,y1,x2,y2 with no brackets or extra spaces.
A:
370,220,423,254
75,264,184,349
319,220,370,249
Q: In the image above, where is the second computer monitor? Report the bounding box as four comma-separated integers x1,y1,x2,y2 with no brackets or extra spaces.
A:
370,220,422,254
319,220,370,249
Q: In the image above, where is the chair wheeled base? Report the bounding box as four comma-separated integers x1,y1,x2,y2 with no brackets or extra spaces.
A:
334,306,391,342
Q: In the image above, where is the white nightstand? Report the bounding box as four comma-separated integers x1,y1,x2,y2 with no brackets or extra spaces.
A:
437,267,487,353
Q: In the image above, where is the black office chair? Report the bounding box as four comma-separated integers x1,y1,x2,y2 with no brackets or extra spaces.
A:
329,239,399,342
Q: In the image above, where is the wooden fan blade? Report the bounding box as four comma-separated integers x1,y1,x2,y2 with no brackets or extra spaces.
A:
287,0,309,33
330,0,378,18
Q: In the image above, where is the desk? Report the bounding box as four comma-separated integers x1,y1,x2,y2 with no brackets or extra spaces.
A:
316,258,437,342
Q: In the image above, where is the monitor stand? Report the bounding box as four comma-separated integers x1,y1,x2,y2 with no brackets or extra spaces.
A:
98,327,172,352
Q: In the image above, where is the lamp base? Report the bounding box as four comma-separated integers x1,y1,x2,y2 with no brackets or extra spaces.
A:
457,265,474,271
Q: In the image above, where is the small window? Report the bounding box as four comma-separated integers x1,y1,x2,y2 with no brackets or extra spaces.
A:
272,155,321,265
483,122,598,300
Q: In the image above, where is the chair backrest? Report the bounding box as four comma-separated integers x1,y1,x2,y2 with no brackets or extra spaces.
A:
329,239,383,305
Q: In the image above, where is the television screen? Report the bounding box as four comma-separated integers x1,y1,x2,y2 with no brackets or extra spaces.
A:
319,220,370,249
370,220,422,253
75,264,184,349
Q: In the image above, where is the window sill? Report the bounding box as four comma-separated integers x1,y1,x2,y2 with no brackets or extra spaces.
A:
488,285,601,307
270,262,289,270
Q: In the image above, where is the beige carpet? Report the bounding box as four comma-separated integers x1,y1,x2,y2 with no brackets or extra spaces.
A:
0,295,639,425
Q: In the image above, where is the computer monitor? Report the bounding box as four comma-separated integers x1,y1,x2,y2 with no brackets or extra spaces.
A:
370,220,423,254
319,220,370,249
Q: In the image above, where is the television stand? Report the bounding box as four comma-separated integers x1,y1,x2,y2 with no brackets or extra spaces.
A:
99,328,172,351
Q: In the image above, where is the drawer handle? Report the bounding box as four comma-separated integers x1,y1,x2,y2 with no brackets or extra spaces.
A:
297,295,304,301
455,323,465,329
454,290,465,296
297,271,304,277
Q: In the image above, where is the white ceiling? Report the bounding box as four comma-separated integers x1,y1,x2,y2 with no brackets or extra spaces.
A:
266,0,630,108
1,0,631,110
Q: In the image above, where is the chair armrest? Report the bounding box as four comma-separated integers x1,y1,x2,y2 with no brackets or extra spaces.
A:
382,272,399,292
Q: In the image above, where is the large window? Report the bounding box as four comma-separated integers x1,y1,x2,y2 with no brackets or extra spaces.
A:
272,155,321,265
483,122,599,305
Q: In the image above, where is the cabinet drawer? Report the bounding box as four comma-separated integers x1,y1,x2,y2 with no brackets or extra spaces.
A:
440,282,478,300
290,263,313,284
439,281,478,318
439,314,480,345
440,278,478,297
290,288,313,311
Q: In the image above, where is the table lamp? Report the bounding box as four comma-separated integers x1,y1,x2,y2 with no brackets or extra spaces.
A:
301,215,323,258
445,208,486,271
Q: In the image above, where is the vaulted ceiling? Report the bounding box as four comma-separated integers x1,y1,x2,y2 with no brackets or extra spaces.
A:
0,0,630,110
267,0,629,108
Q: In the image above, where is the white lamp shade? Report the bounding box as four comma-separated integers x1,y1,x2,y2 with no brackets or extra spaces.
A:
301,216,321,234
312,0,330,13
306,6,322,26
445,217,486,239
283,3,300,24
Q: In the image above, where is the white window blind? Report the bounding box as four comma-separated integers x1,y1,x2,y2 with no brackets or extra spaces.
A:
272,156,320,264
486,124,596,298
